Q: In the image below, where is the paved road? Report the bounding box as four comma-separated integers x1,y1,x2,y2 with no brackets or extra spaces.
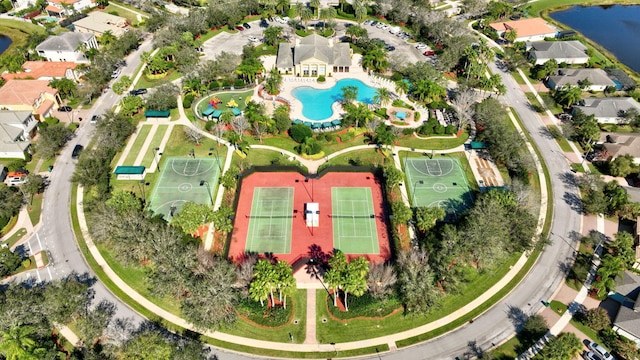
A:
10,24,583,360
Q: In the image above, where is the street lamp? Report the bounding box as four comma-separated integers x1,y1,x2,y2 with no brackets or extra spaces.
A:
412,180,424,206
199,180,214,205
153,147,162,171
137,179,146,205
209,147,222,172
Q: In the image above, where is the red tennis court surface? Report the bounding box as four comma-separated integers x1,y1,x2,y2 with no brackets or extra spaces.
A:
228,171,391,265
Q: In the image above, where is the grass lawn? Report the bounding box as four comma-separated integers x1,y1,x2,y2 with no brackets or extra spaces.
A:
122,125,152,165
162,125,226,162
490,336,520,359
27,194,43,226
235,146,298,167
1,215,18,237
3,228,26,248
0,19,47,66
135,70,183,89
399,131,469,150
96,242,182,315
316,252,521,343
102,5,145,25
539,93,563,115
527,0,639,17
170,108,180,121
525,93,545,113
324,148,389,168
140,125,170,168
511,71,526,85
198,90,255,115
223,289,307,342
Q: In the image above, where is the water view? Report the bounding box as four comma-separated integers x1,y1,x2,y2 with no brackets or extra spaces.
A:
550,5,640,74
292,78,377,120
0,35,12,56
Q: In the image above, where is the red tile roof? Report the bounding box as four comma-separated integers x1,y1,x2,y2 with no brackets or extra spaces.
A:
2,61,77,81
489,18,556,38
0,80,58,107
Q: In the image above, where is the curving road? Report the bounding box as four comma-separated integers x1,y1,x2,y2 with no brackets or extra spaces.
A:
24,21,583,360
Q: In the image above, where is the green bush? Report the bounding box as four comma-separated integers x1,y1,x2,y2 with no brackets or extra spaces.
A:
391,99,414,109
233,79,245,87
6,159,27,171
289,124,312,143
325,133,335,142
434,124,445,135
327,293,401,320
317,75,326,82
391,73,403,81
402,128,414,136
414,111,421,122
237,298,292,327
21,258,31,268
45,116,60,126
183,94,195,108
38,122,49,130
0,247,22,277
205,120,215,131
375,108,389,119
68,123,79,131
417,124,433,135
445,125,456,134
339,131,354,142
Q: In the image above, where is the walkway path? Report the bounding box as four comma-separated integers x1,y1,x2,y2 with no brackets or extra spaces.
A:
304,289,317,345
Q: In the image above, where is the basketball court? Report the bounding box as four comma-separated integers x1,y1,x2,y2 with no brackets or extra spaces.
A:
404,157,474,215
331,187,379,254
148,157,222,219
245,187,295,254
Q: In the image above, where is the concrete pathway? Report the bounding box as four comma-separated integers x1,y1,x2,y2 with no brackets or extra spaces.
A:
304,288,317,345
0,206,34,245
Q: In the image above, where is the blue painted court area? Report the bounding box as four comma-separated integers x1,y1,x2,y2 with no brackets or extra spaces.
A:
291,78,378,120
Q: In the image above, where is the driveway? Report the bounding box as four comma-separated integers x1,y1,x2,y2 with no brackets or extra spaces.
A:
200,21,266,60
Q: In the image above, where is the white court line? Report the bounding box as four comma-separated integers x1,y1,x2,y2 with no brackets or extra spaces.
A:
47,267,53,280
36,232,43,252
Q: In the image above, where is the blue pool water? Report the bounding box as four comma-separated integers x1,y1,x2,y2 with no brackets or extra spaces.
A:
292,78,378,120
36,16,60,23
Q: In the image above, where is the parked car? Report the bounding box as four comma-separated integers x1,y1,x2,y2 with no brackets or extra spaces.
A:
274,16,281,22
584,351,604,360
235,25,245,31
111,68,121,79
58,106,72,112
248,36,261,42
423,50,436,56
8,176,27,186
129,88,147,96
243,22,251,29
90,115,99,124
588,342,615,360
385,45,395,51
363,19,371,25
72,144,83,159
370,20,378,26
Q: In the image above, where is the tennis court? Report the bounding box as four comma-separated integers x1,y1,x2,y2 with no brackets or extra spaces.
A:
331,187,379,254
148,157,221,219
245,187,295,254
404,157,474,215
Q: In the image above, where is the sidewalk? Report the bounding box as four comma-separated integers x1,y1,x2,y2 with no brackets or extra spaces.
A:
1,206,35,250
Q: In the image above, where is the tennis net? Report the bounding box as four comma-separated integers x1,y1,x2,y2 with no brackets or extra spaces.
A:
329,214,376,219
245,215,297,219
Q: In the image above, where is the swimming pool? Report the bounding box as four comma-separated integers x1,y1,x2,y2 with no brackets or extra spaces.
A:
291,78,378,120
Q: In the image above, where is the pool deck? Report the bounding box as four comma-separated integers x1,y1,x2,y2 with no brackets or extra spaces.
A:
258,54,427,127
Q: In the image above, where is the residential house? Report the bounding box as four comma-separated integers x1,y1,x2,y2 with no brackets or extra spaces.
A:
47,0,93,15
276,34,352,76
0,80,61,120
73,12,129,37
526,40,589,65
595,132,640,165
611,271,640,346
2,61,79,82
573,97,640,124
547,68,616,91
35,32,98,63
489,18,557,42
0,111,38,159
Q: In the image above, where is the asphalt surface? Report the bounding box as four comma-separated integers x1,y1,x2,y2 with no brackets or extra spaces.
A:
9,21,584,360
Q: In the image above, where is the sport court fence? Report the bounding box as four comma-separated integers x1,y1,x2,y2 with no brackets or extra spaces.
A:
245,215,297,219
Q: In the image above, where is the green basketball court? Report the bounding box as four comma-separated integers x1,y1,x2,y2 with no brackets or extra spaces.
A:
148,157,222,219
245,187,295,254
404,157,474,215
331,187,379,254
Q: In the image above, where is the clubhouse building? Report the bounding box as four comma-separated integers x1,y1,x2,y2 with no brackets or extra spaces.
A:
276,34,352,76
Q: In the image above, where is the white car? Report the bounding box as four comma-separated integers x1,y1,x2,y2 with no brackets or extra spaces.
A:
280,16,290,23
376,23,385,29
588,342,615,360
416,43,427,50
248,36,261,42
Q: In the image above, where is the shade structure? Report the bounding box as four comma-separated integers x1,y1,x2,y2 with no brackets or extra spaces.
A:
322,122,332,128
292,119,303,125
232,108,241,116
303,121,312,127
202,107,215,116
311,122,322,129
211,110,222,118
396,111,407,120
331,119,342,126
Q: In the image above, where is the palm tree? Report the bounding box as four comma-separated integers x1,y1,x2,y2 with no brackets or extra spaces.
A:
395,79,409,97
373,87,392,108
341,85,358,105
252,259,278,306
249,274,270,307
99,30,116,47
319,7,337,31
411,79,445,103
325,251,348,307
362,48,389,73
554,85,582,109
259,0,277,15
264,67,283,95
354,2,367,24
219,110,235,125
309,0,320,18
342,257,369,311
0,326,44,360
276,0,289,15
344,103,374,128
293,3,313,27
275,260,296,308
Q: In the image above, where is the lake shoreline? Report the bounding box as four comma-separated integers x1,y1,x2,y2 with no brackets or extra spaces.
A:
536,2,640,81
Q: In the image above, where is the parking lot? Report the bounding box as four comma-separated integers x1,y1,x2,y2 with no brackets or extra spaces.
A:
200,18,429,65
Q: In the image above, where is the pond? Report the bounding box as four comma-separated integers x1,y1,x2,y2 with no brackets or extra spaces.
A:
0,35,12,56
550,5,640,73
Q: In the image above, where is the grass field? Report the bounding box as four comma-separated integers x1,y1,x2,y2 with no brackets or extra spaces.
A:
102,5,145,25
0,19,47,62
27,194,43,225
122,125,152,165
140,125,169,168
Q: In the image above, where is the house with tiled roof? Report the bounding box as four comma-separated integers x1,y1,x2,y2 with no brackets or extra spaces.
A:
573,97,640,124
47,0,93,15
611,271,640,346
526,40,589,65
276,34,352,76
2,61,79,82
0,111,38,159
73,11,129,37
0,80,61,120
35,32,98,63
547,68,616,91
489,17,557,42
